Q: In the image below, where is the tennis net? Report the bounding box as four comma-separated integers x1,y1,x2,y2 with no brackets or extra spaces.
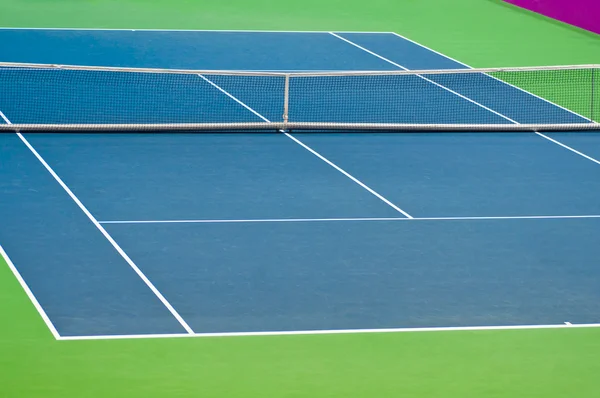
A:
0,62,598,132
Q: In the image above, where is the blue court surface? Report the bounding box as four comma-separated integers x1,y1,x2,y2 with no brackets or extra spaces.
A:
1,29,600,339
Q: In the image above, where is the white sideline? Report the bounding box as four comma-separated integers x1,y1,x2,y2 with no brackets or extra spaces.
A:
332,32,600,166
57,322,600,341
0,244,61,339
1,113,62,339
11,127,195,335
329,32,518,124
389,31,594,122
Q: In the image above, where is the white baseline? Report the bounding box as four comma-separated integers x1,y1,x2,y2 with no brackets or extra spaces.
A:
57,322,600,341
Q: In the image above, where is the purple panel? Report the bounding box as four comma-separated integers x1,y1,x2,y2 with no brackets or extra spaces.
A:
504,0,600,35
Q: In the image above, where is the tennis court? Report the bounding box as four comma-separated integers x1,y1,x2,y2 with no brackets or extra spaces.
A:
1,28,600,342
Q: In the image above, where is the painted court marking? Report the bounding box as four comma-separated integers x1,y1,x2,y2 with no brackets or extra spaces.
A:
329,32,518,124
2,30,599,341
57,322,600,341
0,112,62,339
0,110,10,124
0,244,61,339
0,111,195,335
0,115,60,339
536,133,600,165
332,32,600,166
390,31,594,122
98,215,600,224
198,73,413,218
0,114,63,337
389,31,600,164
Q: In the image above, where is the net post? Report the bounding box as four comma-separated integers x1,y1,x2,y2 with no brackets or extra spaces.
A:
591,68,596,123
283,74,290,129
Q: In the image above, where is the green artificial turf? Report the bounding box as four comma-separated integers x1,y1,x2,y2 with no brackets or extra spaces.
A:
1,1,600,396
2,252,600,398
0,0,599,67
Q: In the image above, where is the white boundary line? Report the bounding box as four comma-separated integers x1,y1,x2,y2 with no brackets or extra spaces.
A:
3,117,188,337
2,31,598,341
284,134,413,218
57,322,600,341
0,244,61,339
535,133,600,165
198,74,413,218
98,215,600,224
0,110,10,124
389,32,593,122
13,130,195,335
0,113,62,339
0,114,61,338
329,32,518,124
332,32,600,166
198,74,270,122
